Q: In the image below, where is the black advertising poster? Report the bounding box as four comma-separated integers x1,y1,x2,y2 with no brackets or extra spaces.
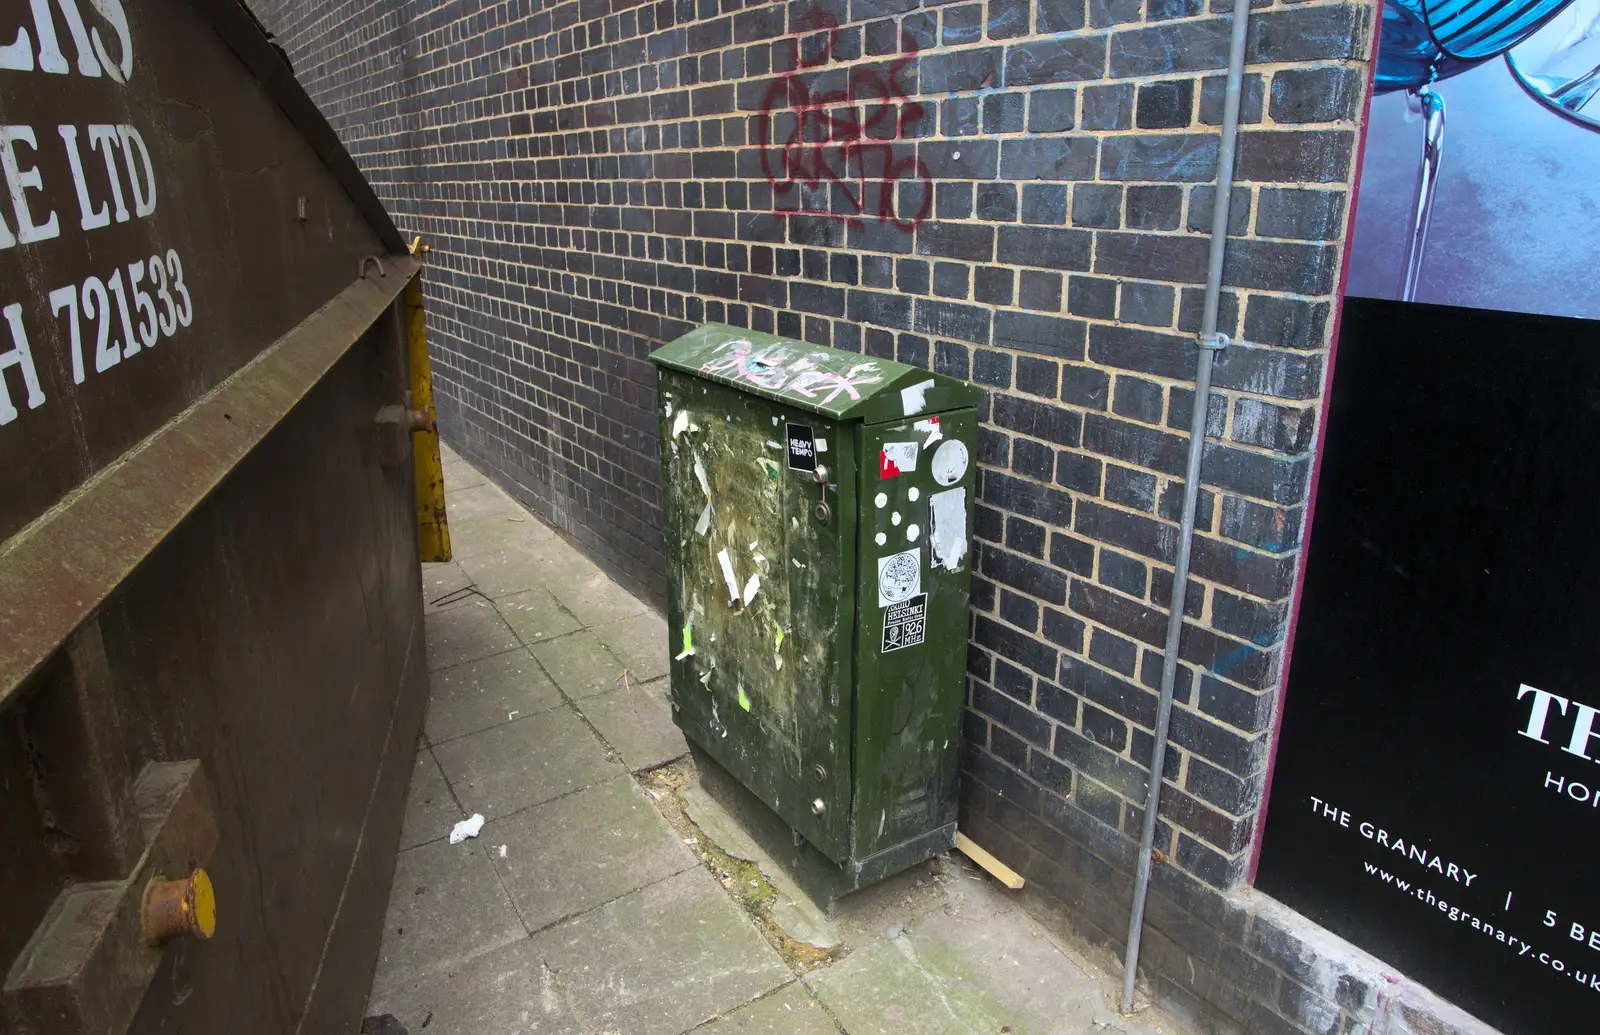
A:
1255,1,1600,1029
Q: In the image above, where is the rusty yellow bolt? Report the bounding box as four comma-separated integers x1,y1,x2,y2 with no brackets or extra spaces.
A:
142,869,216,946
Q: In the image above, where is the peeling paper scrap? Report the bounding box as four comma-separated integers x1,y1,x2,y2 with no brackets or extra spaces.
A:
671,409,689,439
695,501,713,536
742,573,761,606
815,438,828,452
693,453,711,498
914,416,943,449
449,814,485,844
929,486,968,572
717,548,741,604
900,377,936,415
675,624,696,660
499,844,508,858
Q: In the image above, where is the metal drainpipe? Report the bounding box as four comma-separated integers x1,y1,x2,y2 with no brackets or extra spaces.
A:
1119,0,1253,1013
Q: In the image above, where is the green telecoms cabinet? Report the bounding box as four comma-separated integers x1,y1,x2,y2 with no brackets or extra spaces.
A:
650,325,982,899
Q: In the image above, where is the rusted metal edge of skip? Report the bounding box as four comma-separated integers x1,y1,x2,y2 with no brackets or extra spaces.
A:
0,258,421,708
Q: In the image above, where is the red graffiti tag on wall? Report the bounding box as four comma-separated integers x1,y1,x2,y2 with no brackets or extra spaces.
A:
754,11,931,231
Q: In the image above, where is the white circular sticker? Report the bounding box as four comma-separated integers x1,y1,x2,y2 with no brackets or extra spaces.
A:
875,492,887,508
931,439,969,486
878,550,921,605
907,524,921,542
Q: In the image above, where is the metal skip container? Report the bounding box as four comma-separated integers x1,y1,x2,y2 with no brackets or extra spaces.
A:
0,3,446,1033
651,326,981,902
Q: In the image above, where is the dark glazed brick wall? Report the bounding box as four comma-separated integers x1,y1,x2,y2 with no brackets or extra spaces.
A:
251,0,1382,1031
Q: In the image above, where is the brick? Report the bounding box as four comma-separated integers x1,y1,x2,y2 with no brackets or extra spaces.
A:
1006,517,1049,559
1247,3,1370,64
1001,137,1099,180
1186,185,1251,237
1110,18,1230,76
1200,71,1266,126
1022,184,1069,225
1098,549,1148,596
1016,356,1059,397
1200,442,1309,504
1004,36,1107,86
1074,498,1177,565
1118,283,1175,329
984,91,1028,133
1167,387,1228,439
915,298,992,343
916,221,997,261
1231,397,1315,454
976,614,1059,676
1029,88,1077,132
920,46,1004,92
1212,343,1324,400
1056,452,1103,494
1052,724,1150,802
1270,66,1361,124
973,682,1052,746
1236,130,1355,184
975,267,1016,306
982,470,1075,524
1255,188,1346,242
996,314,1084,366
1067,277,1117,321
1210,590,1289,648
1097,233,1210,284
1071,183,1122,229
1082,82,1134,129
993,393,1083,446
1040,0,1090,32
1190,534,1297,599
982,545,1069,604
1185,755,1260,815
921,139,1001,179
1100,134,1218,182
847,288,913,329
1124,185,1182,231
1218,496,1303,554
1136,79,1194,129
989,0,1033,39
943,3,986,45
1103,463,1160,510
1243,295,1331,351
976,182,1019,220
999,226,1093,272
1018,270,1064,310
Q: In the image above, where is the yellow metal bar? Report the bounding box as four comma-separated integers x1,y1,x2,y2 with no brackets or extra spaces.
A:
404,253,451,563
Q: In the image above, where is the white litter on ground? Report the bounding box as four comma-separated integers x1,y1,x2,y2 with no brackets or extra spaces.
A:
449,813,485,844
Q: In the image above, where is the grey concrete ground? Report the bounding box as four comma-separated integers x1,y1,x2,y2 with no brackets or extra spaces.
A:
364,444,1190,1035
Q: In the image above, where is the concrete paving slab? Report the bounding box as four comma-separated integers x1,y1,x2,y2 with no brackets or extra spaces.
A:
545,565,651,628
907,890,1158,1035
576,677,689,772
444,481,516,521
423,600,521,672
420,561,474,613
682,781,842,951
366,937,584,1034
526,867,790,1035
496,586,583,644
488,776,695,933
449,512,555,561
367,839,524,999
457,538,589,598
693,982,840,1035
399,750,462,852
432,706,623,819
804,935,1028,1035
593,610,671,682
528,629,628,700
425,648,564,745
